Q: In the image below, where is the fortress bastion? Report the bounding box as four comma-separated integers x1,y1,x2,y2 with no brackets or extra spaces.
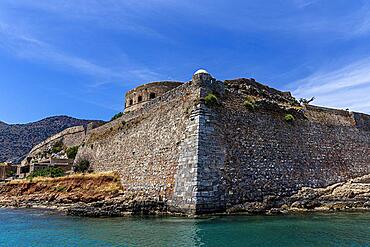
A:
73,69,370,215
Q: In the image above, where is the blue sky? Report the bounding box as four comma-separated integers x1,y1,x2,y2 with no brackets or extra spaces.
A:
1,0,370,123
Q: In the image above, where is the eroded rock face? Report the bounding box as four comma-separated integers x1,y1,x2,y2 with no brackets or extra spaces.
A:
225,174,370,214
66,198,168,217
0,172,123,208
0,172,174,216
0,172,369,216
284,174,370,211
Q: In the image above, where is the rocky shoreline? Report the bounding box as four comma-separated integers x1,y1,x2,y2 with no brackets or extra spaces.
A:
1,199,369,218
227,174,370,215
1,173,369,217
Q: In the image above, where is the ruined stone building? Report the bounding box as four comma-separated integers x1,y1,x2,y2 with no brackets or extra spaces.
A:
68,69,369,215
17,126,88,178
0,163,16,181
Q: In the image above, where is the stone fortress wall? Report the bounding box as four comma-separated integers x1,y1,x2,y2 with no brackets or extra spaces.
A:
74,70,370,215
76,81,201,213
207,80,370,211
25,126,86,162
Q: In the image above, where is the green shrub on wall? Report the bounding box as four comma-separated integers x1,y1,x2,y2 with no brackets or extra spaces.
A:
6,170,16,177
73,160,90,173
66,146,79,159
244,101,255,111
205,93,219,106
28,167,65,179
244,96,256,111
284,113,295,123
51,140,64,154
110,112,123,121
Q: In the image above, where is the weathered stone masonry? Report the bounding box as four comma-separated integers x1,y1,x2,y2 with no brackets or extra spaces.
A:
124,81,183,113
77,81,199,213
172,74,226,214
27,125,86,159
75,70,370,215
212,82,370,209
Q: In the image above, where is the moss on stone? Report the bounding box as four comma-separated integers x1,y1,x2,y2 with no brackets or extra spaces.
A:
284,113,295,122
244,96,257,111
205,93,219,107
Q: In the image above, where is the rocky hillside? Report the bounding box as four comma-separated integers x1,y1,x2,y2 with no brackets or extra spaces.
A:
0,121,7,128
0,116,104,164
0,172,167,216
0,172,123,209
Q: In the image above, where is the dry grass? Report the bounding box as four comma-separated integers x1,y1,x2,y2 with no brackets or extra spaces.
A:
0,171,124,203
9,171,120,184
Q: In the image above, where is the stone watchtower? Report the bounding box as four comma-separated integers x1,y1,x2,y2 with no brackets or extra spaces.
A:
192,69,225,97
124,69,223,113
192,69,213,84
124,81,183,112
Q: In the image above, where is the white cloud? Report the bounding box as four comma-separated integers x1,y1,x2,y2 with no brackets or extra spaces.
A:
1,0,370,115
0,0,172,40
0,1,168,114
174,1,370,39
291,58,370,113
3,0,370,43
0,20,162,84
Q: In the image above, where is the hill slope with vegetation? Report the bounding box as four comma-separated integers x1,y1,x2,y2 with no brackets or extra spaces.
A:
0,116,104,163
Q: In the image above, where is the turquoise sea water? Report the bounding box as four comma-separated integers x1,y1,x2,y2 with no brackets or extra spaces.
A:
0,209,369,247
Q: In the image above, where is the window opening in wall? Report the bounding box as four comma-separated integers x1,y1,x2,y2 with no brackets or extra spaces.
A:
129,99,133,106
149,93,156,99
138,95,143,102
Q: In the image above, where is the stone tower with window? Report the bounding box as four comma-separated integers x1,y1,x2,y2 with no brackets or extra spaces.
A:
124,81,183,112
